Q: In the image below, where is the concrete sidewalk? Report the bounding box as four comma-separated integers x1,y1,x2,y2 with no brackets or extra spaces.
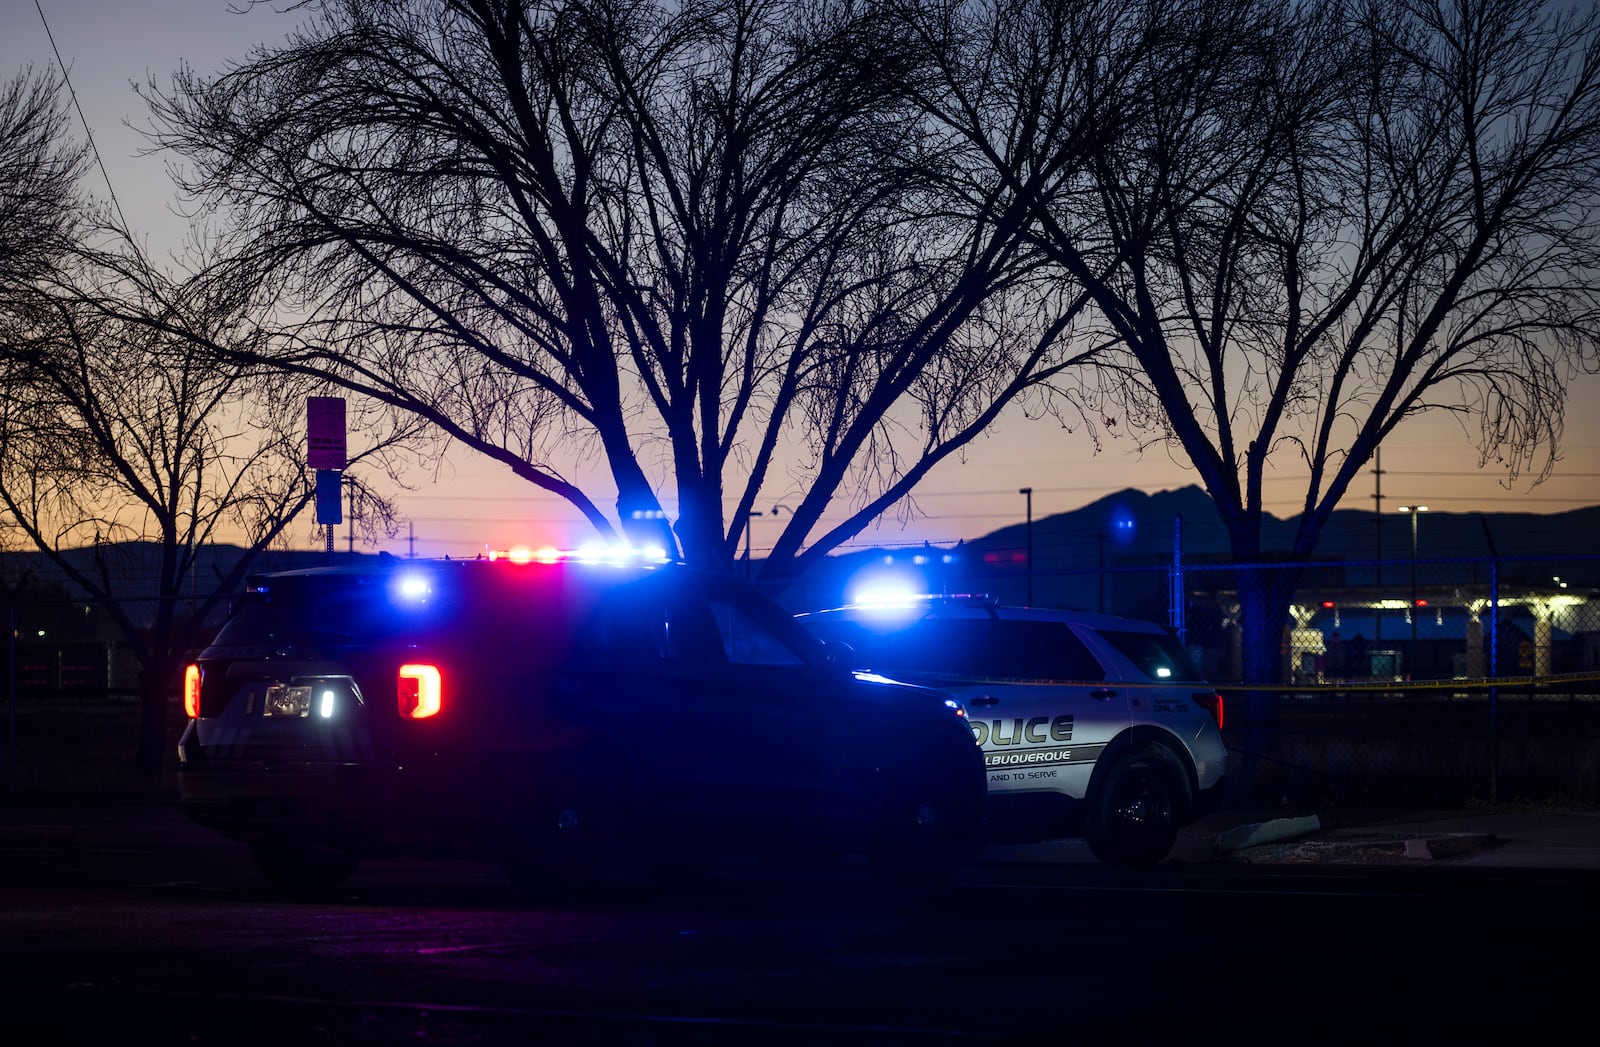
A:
983,805,1600,869
1197,806,1600,869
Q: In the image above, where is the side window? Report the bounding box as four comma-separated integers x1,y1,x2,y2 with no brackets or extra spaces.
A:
581,597,669,661
998,621,1106,681
577,588,721,662
709,601,806,666
809,618,1105,681
1095,628,1204,682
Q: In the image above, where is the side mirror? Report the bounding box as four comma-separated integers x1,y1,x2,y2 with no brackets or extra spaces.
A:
823,639,857,666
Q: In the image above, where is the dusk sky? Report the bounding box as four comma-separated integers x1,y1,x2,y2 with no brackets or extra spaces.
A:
7,0,1599,561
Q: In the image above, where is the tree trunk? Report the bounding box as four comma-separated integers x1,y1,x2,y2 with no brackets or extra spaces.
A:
1230,561,1305,804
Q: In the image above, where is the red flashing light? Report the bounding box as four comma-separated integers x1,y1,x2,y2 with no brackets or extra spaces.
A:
1321,601,1335,608
183,664,201,718
1416,599,1428,607
398,664,443,719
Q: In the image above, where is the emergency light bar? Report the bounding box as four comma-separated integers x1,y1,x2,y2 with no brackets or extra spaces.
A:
484,542,672,565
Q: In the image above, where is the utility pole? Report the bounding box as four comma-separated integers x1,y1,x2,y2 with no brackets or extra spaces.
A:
1019,488,1033,606
1097,530,1106,613
1372,448,1385,646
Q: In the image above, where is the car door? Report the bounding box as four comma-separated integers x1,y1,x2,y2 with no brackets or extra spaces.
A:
693,585,860,835
581,576,850,838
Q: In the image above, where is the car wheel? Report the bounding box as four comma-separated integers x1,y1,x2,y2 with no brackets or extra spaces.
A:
1086,751,1184,867
505,788,649,895
869,781,985,898
249,838,361,892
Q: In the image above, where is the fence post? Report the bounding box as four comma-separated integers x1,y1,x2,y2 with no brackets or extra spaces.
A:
1170,515,1186,647
7,602,14,804
1479,516,1501,806
1489,556,1500,805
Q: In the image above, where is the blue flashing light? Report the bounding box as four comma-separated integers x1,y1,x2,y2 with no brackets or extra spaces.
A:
849,583,927,610
396,573,432,601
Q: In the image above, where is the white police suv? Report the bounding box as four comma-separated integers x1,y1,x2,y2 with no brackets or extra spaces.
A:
796,595,1228,866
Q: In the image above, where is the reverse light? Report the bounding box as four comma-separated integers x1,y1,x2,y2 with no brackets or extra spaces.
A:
1191,691,1225,730
183,664,202,718
398,664,443,719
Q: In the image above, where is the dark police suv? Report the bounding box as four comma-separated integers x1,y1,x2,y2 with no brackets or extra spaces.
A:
178,550,986,892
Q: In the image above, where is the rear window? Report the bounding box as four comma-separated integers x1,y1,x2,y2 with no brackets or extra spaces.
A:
213,574,423,645
211,566,598,661
808,617,1106,682
1095,628,1204,682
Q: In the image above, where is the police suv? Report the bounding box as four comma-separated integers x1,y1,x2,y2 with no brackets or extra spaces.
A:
177,551,987,892
796,596,1228,866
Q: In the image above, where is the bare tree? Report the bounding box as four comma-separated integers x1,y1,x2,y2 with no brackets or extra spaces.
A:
147,0,1102,580
0,69,86,301
932,0,1600,681
0,237,420,778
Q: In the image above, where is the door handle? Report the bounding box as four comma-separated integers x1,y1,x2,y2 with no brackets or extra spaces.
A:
1090,688,1118,701
969,695,999,707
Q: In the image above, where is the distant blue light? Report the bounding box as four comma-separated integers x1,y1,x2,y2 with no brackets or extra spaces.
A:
1106,504,1137,547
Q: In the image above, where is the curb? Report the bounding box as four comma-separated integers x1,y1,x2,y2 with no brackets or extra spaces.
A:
1215,831,1501,865
1211,815,1322,855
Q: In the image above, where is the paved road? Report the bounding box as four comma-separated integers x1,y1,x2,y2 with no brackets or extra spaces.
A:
3,805,1597,1044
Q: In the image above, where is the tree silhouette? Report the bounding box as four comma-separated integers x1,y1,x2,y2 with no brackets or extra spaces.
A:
148,0,1102,580
0,67,421,778
924,0,1600,681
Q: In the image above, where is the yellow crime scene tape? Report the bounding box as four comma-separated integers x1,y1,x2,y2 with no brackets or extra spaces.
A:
1216,671,1600,695
886,670,1600,694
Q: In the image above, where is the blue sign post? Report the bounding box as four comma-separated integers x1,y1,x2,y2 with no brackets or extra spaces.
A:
308,398,346,563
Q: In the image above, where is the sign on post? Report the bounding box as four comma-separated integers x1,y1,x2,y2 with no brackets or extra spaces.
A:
307,397,347,470
315,469,343,525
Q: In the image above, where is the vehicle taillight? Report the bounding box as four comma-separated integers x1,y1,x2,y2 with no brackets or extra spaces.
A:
1191,691,1224,730
183,664,202,718
398,664,442,719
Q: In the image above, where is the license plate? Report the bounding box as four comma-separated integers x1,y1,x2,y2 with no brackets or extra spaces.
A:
262,684,313,717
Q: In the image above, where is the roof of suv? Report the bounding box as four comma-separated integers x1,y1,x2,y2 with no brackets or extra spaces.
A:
797,594,1170,633
796,595,1202,684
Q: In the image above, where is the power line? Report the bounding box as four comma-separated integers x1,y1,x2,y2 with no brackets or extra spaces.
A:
33,0,135,237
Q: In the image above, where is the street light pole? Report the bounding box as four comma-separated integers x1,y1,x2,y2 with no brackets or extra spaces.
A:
743,511,763,580
1397,504,1428,653
1019,488,1033,606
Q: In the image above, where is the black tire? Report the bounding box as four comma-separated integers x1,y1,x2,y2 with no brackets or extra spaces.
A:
869,779,986,898
1086,751,1184,867
504,775,651,895
249,838,361,892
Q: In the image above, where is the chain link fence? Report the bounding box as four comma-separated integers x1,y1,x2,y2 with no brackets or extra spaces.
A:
955,550,1600,807
5,553,1598,807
